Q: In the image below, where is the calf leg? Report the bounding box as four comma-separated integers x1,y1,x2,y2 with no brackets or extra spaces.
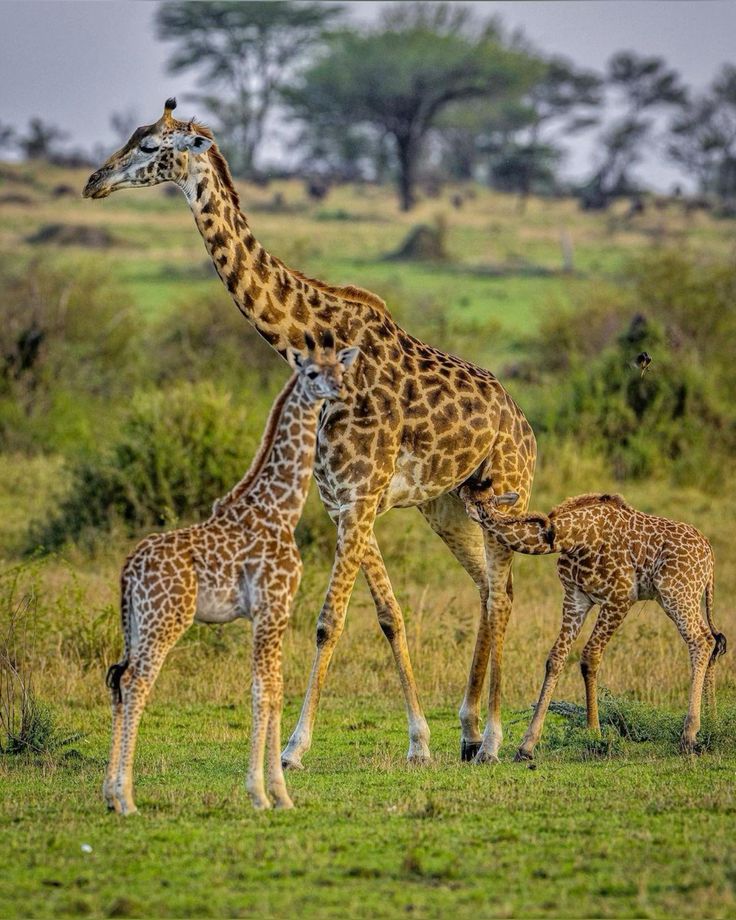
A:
580,603,630,733
112,601,194,816
477,540,514,764
251,606,292,810
661,596,714,752
103,693,123,810
516,587,592,761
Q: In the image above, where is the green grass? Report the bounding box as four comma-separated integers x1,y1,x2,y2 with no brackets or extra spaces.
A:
3,161,736,918
2,700,735,919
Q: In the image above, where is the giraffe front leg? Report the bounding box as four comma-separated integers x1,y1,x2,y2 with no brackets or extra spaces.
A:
282,497,379,770
516,587,592,761
362,537,430,764
253,606,293,809
247,665,271,810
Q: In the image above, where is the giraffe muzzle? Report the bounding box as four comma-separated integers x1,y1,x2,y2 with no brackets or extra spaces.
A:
82,169,113,199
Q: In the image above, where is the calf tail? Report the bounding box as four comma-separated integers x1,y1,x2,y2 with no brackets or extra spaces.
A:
106,660,129,704
705,566,726,664
106,570,133,703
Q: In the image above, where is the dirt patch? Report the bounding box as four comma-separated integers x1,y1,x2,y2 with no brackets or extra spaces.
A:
0,193,34,206
26,223,116,248
385,219,449,262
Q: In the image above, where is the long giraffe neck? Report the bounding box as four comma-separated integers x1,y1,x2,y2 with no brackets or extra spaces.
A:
180,151,383,355
215,375,321,529
480,508,558,556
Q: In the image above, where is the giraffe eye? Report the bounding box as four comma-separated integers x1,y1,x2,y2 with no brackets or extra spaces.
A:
139,142,159,154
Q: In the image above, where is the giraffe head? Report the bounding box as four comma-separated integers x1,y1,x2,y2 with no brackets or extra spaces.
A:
287,331,359,403
82,98,215,199
459,479,519,524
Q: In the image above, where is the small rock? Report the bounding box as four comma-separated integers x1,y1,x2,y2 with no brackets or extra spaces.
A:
80,843,93,853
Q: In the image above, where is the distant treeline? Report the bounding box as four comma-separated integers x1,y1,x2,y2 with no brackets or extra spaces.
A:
2,1,736,212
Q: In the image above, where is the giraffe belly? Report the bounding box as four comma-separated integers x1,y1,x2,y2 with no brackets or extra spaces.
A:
194,583,250,624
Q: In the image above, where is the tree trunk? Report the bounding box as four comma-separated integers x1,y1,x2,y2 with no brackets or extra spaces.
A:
395,133,417,212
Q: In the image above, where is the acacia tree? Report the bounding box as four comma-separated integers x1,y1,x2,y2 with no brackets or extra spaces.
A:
669,65,736,203
284,2,538,210
17,118,68,161
586,51,686,204
156,0,341,176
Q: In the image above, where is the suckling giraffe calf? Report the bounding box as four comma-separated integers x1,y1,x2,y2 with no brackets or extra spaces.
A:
104,333,359,814
460,483,726,760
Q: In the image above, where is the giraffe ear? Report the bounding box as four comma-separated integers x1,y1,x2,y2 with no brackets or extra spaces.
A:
174,132,213,155
286,348,307,370
337,347,360,370
495,492,520,507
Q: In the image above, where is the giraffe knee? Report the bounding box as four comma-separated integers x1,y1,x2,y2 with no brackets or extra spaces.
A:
580,659,590,679
545,652,566,676
315,615,342,647
378,619,395,642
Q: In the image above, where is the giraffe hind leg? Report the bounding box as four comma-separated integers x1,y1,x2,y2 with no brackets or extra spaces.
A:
103,666,126,810
417,493,491,761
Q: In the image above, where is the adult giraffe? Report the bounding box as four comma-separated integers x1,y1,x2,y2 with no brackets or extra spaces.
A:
83,100,537,766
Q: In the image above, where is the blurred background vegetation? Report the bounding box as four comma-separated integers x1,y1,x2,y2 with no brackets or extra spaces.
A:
0,0,734,720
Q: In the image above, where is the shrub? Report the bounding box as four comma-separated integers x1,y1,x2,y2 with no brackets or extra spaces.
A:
526,250,736,484
0,255,139,451
150,294,279,388
0,564,81,754
28,382,265,551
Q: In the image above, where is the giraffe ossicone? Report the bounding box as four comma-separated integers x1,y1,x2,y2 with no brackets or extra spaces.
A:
103,337,358,814
460,485,727,760
85,99,538,768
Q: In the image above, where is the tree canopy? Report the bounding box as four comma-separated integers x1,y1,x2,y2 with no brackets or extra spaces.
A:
284,2,541,209
156,0,341,175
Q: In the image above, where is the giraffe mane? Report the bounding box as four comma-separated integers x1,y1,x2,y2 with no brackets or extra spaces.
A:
215,372,298,511
288,270,390,317
185,121,241,210
184,121,389,319
550,493,631,517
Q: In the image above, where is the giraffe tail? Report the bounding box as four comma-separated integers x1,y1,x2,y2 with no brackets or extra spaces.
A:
106,568,133,703
705,567,726,664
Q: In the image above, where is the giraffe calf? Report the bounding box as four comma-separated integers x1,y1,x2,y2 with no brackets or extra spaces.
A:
460,482,726,760
104,332,358,814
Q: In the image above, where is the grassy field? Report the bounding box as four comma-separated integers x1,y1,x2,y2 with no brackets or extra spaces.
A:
3,700,736,919
1,161,736,918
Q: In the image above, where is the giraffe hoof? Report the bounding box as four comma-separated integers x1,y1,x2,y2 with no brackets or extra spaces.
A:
273,797,295,810
514,748,534,763
473,750,500,765
460,740,482,762
407,753,431,767
679,737,699,756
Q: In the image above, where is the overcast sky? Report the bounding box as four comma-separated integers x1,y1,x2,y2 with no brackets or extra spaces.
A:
1,1,734,189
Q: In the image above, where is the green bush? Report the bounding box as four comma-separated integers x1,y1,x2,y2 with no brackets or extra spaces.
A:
150,294,280,388
28,382,265,551
526,250,736,484
0,255,140,452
